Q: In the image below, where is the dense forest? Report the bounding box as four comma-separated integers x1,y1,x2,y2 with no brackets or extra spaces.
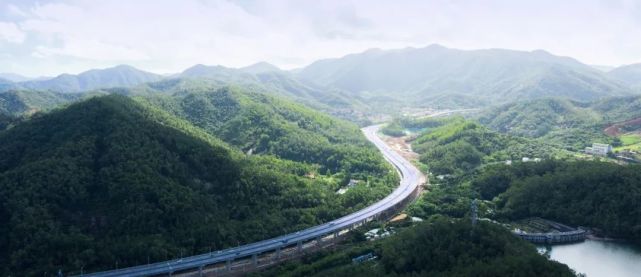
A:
477,97,641,150
0,113,18,131
135,86,384,176
257,217,574,277
382,116,566,220
470,160,641,245
0,94,396,276
399,117,641,248
0,90,91,117
391,117,568,176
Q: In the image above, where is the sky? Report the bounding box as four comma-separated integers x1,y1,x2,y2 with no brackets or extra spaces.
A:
0,0,640,77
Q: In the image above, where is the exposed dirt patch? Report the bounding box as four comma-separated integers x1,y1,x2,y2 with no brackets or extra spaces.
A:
604,116,641,136
381,135,420,163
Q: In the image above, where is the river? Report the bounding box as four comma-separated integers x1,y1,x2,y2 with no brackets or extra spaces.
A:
538,240,641,277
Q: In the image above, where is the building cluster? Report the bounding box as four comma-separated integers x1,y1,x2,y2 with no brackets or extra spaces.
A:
364,227,394,240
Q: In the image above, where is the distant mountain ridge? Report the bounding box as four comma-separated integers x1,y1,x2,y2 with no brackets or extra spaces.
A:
1,45,640,115
0,73,33,82
2,65,161,93
608,63,641,89
172,63,365,118
297,44,633,108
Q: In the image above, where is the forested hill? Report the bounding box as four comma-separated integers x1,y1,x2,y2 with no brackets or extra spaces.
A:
0,94,396,276
0,113,17,131
608,63,641,89
472,160,641,245
297,45,632,108
477,96,641,149
259,217,574,277
177,65,367,122
137,86,382,175
1,65,162,93
404,117,565,176
0,90,91,117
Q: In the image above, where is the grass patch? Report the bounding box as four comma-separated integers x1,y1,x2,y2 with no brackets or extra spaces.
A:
615,133,641,152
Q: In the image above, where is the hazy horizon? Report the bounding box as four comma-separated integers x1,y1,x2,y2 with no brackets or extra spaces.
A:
0,44,621,79
1,0,641,77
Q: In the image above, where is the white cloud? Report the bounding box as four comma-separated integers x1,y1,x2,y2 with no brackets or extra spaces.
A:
7,4,28,17
0,21,25,43
2,0,641,76
32,40,149,61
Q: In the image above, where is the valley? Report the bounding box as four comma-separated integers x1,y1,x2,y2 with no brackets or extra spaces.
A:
1,36,641,277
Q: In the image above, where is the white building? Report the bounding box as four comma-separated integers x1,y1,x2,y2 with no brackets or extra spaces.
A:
585,143,612,156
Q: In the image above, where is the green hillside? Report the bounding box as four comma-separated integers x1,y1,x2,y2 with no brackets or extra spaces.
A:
608,63,641,89
298,45,631,110
478,96,641,150
0,115,16,131
136,86,383,176
0,94,396,276
0,90,91,117
379,116,569,219
258,218,574,277
407,117,566,176
470,160,641,245
175,65,369,122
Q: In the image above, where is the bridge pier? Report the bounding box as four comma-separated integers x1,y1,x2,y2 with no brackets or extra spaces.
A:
252,254,258,266
316,236,322,247
225,260,232,272
198,265,204,277
275,247,281,260
297,241,302,252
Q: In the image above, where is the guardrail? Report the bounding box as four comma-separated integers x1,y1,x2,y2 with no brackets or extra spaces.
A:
79,125,422,277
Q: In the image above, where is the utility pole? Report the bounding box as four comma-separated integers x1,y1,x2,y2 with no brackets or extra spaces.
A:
470,198,478,226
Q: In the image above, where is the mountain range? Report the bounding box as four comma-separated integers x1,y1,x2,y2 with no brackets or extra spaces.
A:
175,63,363,113
0,73,37,83
608,63,641,89
1,45,641,117
0,65,161,93
3,44,641,276
298,44,636,108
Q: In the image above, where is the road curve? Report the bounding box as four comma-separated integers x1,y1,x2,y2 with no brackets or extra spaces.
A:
80,125,422,277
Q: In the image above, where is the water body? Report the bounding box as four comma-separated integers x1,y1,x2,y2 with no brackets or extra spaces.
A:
539,240,641,277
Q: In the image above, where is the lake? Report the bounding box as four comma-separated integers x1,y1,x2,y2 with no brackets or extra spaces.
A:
539,240,641,277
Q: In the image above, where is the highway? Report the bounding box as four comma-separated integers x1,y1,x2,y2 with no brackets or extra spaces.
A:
81,125,422,277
